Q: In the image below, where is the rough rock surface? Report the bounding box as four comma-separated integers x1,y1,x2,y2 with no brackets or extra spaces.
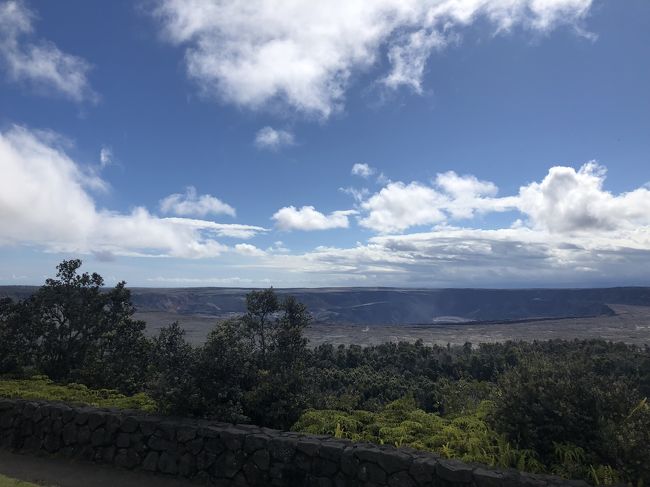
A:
0,398,590,487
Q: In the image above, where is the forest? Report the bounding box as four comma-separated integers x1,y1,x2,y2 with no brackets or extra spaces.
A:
1,260,648,486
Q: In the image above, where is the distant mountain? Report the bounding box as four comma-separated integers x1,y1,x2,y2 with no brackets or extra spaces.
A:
3,286,650,325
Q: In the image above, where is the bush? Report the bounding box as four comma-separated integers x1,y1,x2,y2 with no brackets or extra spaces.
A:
0,376,156,411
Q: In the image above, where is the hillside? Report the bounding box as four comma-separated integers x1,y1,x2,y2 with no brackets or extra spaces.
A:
3,286,650,325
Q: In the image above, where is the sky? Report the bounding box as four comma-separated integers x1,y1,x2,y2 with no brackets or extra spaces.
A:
0,0,649,288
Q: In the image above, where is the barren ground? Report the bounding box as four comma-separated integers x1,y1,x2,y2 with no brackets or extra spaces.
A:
135,304,650,347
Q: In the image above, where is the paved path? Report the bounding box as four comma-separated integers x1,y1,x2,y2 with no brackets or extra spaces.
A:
0,450,195,487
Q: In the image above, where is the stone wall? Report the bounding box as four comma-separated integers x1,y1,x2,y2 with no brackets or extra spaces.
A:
0,398,587,487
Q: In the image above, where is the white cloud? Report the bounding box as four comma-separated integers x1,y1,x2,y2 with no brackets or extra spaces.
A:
518,162,650,233
272,205,356,231
254,126,295,150
351,163,375,178
356,163,650,236
245,219,650,287
160,186,236,218
359,172,517,232
234,243,266,257
154,0,593,117
99,146,112,168
0,0,96,102
4,126,650,287
359,181,448,233
0,126,264,258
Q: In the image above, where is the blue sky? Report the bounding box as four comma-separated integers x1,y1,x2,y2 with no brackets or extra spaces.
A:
0,0,649,287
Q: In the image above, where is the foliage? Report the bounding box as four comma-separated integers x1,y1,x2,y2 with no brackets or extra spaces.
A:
2,259,650,485
293,397,544,472
149,289,311,429
0,376,155,411
147,322,199,416
0,260,150,393
0,474,45,487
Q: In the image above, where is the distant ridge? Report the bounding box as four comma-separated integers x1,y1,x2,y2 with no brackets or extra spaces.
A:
2,286,650,325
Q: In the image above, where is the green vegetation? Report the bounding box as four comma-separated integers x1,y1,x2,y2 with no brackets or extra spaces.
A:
0,376,155,412
295,397,544,472
0,474,49,487
1,259,649,485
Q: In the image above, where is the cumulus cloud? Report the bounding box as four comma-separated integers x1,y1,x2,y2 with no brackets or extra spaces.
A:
359,172,518,232
254,126,295,150
154,0,593,117
0,126,264,258
351,163,375,178
357,163,650,237
0,0,96,102
360,182,448,233
160,186,236,218
272,205,356,231
234,243,266,257
517,162,650,233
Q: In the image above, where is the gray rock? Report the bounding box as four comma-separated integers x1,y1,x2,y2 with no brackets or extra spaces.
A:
340,447,359,477
147,435,172,451
205,437,225,455
43,433,61,453
88,413,106,430
269,436,297,463
178,452,196,477
91,427,106,447
196,450,217,471
220,427,245,451
252,449,271,470
143,451,159,472
436,458,475,483
319,441,346,462
244,433,269,453
62,408,77,424
176,427,196,443
215,450,246,479
62,422,77,446
409,456,437,485
358,462,386,484
313,458,338,477
158,451,178,475
475,467,506,487
388,470,417,487
114,448,140,469
120,416,139,433
77,425,91,444
102,445,116,463
116,432,130,448
297,438,322,456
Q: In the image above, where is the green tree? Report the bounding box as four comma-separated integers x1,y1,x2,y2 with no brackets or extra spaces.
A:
149,322,199,416
194,318,255,423
0,297,39,374
0,259,150,393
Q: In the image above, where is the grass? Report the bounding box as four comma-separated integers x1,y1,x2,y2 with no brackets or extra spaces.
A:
0,474,52,487
0,376,156,412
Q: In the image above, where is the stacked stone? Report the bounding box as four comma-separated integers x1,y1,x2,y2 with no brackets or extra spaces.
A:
0,398,589,487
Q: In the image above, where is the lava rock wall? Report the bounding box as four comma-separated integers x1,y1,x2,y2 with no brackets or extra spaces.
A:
0,399,587,487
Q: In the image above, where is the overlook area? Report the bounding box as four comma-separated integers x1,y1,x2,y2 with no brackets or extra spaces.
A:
1,260,649,486
1,1,649,486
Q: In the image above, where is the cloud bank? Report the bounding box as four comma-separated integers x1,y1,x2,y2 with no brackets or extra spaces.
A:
3,128,650,286
0,126,263,258
0,0,96,102
154,0,592,117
